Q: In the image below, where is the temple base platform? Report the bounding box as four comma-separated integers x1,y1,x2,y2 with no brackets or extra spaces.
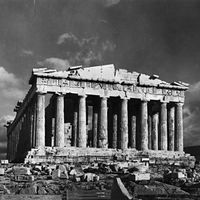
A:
24,147,195,167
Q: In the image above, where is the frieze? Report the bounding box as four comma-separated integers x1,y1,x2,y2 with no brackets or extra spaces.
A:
36,77,184,97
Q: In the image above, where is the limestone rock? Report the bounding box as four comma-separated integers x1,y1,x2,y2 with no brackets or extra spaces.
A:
13,167,31,175
130,172,151,181
52,169,61,180
0,168,5,175
83,173,99,182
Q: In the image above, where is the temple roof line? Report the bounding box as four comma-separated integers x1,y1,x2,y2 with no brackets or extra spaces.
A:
29,64,189,90
30,64,189,90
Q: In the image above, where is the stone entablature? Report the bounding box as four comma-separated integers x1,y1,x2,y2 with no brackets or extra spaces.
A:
6,64,189,162
36,77,185,101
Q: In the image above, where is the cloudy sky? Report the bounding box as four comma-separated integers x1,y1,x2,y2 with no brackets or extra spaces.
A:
1,0,200,158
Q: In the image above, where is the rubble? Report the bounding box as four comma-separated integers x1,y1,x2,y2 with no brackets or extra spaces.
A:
13,167,31,175
130,172,151,181
0,156,197,199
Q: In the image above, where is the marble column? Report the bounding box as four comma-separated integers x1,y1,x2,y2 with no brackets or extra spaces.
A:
120,98,128,150
7,134,9,161
98,97,108,148
168,105,175,151
9,133,12,161
112,111,118,149
55,94,65,147
152,113,158,150
78,95,87,147
32,100,37,148
72,101,78,147
140,100,148,151
148,115,152,150
92,105,98,147
175,102,184,152
27,108,32,150
160,102,167,150
35,92,45,148
130,115,136,148
29,108,33,149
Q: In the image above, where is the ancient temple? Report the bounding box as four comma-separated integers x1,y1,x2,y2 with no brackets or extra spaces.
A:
6,64,189,163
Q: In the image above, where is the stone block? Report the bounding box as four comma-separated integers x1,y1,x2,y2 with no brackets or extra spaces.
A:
52,169,61,180
1,160,8,164
69,169,76,176
134,163,148,173
130,172,150,181
34,165,42,171
69,168,83,177
83,173,99,182
14,175,34,182
171,172,186,179
13,167,31,175
117,162,129,169
141,157,149,162
74,176,81,182
0,168,5,175
149,159,156,164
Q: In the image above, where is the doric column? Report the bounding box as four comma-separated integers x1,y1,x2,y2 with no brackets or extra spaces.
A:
160,102,167,150
98,97,108,148
140,100,148,151
120,98,128,150
6,134,9,161
175,102,184,152
29,108,33,149
112,111,118,149
32,100,37,147
55,94,65,147
10,134,12,161
168,105,175,151
152,113,158,150
78,95,87,147
148,115,152,150
130,115,136,148
72,101,78,147
35,92,45,148
92,105,98,147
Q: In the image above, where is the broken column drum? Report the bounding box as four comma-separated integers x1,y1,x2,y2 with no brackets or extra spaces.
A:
5,64,188,162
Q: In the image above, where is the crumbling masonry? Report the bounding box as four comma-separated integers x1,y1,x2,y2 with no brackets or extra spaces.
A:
5,64,190,163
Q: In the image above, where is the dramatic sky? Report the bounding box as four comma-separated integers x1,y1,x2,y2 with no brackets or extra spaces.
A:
1,0,200,158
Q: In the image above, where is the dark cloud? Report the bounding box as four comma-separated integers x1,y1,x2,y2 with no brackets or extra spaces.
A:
184,82,200,146
56,32,116,66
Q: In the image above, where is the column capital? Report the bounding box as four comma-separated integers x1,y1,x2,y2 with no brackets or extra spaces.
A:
78,94,87,98
160,101,167,106
120,97,129,100
140,99,149,102
176,102,184,107
36,91,47,95
55,92,65,96
99,95,108,99
160,100,168,103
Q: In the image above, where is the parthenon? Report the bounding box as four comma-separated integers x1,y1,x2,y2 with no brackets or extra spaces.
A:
6,64,189,162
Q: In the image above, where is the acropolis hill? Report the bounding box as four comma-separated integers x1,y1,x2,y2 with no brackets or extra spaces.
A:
5,64,194,165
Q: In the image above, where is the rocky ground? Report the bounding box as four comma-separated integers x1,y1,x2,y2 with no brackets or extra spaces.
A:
0,160,199,199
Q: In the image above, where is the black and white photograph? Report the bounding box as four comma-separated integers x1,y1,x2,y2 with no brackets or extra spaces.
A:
0,0,200,199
